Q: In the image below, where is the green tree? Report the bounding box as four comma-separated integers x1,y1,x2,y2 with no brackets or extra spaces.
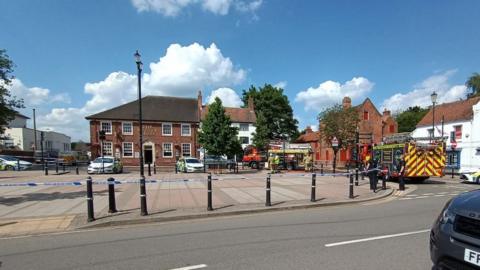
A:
317,104,360,149
242,84,298,142
395,106,429,133
466,72,480,98
199,97,242,158
252,112,270,150
0,49,24,134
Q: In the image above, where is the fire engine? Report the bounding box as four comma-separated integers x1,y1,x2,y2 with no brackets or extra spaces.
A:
370,133,446,181
242,145,266,169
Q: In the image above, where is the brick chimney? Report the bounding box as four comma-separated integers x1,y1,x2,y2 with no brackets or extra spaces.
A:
342,96,352,109
197,90,203,120
248,96,255,111
305,126,313,134
383,109,391,117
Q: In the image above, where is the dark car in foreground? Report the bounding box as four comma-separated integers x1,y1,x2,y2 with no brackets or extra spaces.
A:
430,189,480,269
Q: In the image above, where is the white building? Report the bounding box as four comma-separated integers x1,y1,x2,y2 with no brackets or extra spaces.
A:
1,113,71,152
412,97,480,172
200,93,257,149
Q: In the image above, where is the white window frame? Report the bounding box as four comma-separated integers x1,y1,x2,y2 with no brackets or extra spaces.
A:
239,123,249,132
162,123,173,136
100,121,112,135
181,143,191,157
122,122,133,135
181,123,191,136
122,142,133,158
102,141,113,156
163,143,173,158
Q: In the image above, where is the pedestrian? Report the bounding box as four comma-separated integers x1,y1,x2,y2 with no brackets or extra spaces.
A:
397,154,406,187
367,156,378,192
274,154,280,173
268,153,274,173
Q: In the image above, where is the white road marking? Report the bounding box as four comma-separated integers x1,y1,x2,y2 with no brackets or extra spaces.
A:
325,229,430,247
169,265,207,270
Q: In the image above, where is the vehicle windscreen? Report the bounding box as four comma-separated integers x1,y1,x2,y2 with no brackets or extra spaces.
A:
0,156,18,161
93,158,113,163
185,159,201,164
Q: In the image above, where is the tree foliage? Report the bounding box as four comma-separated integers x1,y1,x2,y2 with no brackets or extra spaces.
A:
317,104,359,149
395,106,429,133
242,84,298,143
252,112,270,150
0,49,24,134
199,97,242,158
466,72,480,98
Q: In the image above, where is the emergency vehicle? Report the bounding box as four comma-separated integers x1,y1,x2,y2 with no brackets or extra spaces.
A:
370,133,446,181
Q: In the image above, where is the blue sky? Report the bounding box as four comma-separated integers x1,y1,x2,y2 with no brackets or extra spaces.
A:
2,0,479,141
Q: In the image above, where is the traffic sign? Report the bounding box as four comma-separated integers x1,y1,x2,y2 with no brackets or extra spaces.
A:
451,141,457,149
331,137,339,147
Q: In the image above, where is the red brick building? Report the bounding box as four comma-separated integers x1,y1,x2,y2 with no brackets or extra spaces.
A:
296,96,398,166
86,96,200,168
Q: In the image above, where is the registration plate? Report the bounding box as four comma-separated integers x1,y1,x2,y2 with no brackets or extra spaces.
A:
465,248,480,267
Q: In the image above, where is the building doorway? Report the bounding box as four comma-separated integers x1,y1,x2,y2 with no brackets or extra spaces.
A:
143,143,154,165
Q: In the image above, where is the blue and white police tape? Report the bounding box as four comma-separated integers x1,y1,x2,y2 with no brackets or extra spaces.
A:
0,169,383,187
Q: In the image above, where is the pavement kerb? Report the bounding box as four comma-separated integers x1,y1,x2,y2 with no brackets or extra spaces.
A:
78,187,395,230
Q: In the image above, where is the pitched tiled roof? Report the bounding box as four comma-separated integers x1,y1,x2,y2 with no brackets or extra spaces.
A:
296,130,320,142
85,96,199,122
201,106,256,123
416,97,480,127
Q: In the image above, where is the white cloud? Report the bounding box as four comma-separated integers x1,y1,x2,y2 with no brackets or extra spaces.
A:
381,70,468,111
202,0,232,15
274,81,287,89
295,77,374,111
8,79,71,107
145,43,245,97
130,0,262,16
207,87,242,107
39,42,246,140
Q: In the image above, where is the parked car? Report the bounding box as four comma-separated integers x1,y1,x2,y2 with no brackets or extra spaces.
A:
0,155,32,170
430,190,480,269
460,170,480,184
176,157,204,173
87,156,123,174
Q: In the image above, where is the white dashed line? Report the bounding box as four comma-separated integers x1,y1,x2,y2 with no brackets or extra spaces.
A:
325,229,430,247
169,264,208,270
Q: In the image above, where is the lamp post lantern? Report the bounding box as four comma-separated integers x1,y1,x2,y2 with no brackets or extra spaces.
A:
431,91,438,139
135,50,148,216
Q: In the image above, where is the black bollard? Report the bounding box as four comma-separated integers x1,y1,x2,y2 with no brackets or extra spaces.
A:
349,173,354,199
451,167,454,179
148,163,151,176
140,176,148,216
361,164,365,180
175,163,178,174
55,161,59,174
154,163,157,174
107,178,117,213
86,177,95,222
207,173,213,211
382,176,386,190
44,164,49,175
355,168,359,186
17,159,20,171
265,174,271,206
346,164,350,178
321,163,324,175
311,173,316,202
399,175,405,191
76,166,79,175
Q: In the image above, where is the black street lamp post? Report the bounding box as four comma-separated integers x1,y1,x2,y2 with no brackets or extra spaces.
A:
431,91,438,139
135,50,148,216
